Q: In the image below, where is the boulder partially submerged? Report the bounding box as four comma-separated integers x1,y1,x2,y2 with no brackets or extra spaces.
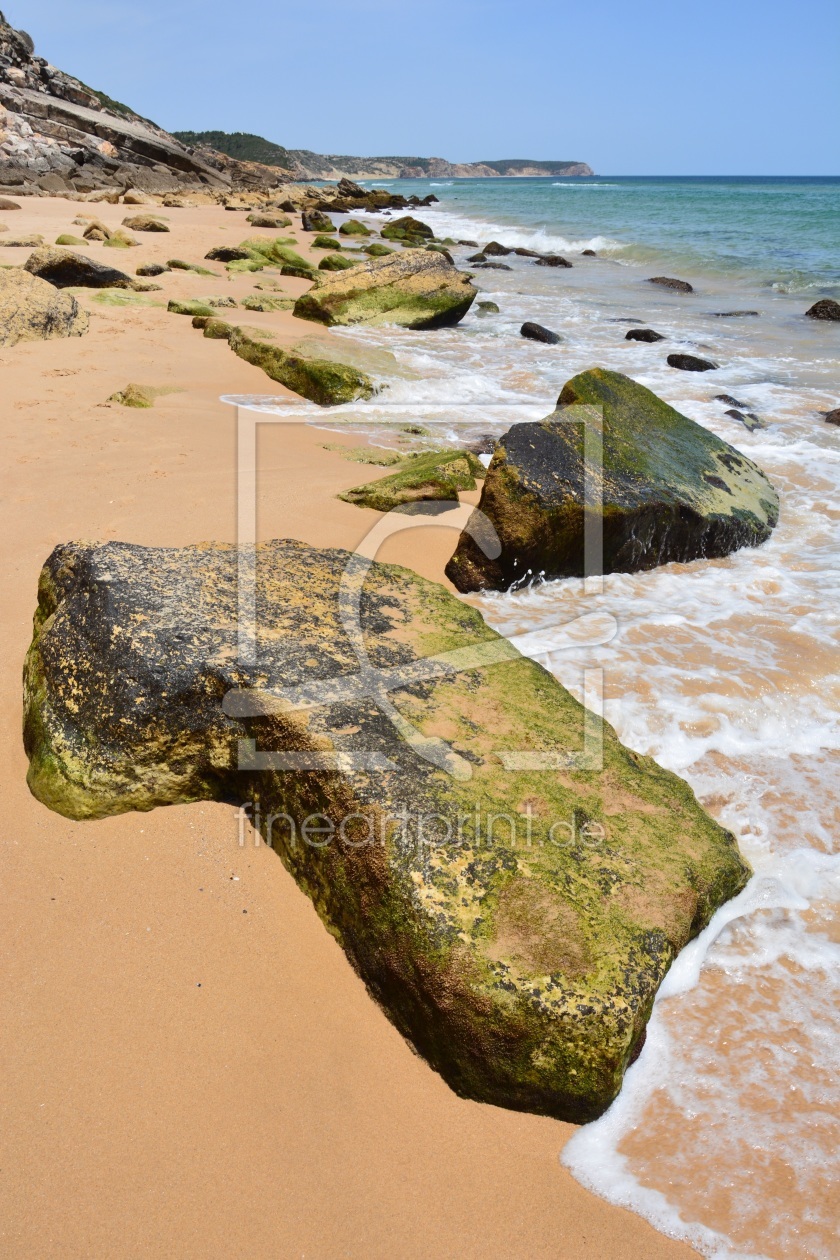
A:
446,368,779,592
228,328,376,405
23,537,750,1122
293,250,477,329
0,266,88,346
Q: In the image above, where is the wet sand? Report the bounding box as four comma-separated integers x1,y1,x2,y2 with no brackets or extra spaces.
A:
0,197,694,1258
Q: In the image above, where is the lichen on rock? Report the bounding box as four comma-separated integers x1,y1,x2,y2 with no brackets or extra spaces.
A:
23,537,751,1122
446,368,780,592
340,448,486,511
293,250,477,329
227,328,376,405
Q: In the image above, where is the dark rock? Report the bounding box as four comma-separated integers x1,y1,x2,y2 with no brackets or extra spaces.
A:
466,434,497,455
467,251,487,263
338,219,371,237
711,310,759,317
824,408,840,426
318,253,358,272
204,245,252,262
514,247,541,258
122,214,169,233
483,241,513,256
667,353,718,372
445,368,779,593
458,239,478,247
301,211,336,233
581,249,597,257
648,276,694,293
535,255,572,268
473,261,511,271
136,262,169,277
418,194,438,206
805,298,840,321
625,328,665,343
24,246,141,291
23,537,751,1122
521,321,561,345
714,394,746,408
724,409,766,432
476,301,500,315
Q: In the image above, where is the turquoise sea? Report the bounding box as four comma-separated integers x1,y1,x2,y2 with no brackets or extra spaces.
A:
241,173,840,1260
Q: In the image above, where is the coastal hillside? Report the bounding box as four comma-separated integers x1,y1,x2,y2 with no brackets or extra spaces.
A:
173,130,594,180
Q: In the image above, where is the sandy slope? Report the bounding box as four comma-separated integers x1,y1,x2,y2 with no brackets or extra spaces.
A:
0,198,693,1259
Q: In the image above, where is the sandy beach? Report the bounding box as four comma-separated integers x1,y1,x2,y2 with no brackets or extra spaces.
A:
0,197,698,1258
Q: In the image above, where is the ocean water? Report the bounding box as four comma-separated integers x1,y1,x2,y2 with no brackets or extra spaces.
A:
239,177,840,1258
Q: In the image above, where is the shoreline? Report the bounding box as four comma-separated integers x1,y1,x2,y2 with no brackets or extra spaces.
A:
0,196,698,1258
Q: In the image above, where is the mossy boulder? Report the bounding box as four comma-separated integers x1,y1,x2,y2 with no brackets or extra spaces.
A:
340,448,486,511
82,220,111,242
293,250,477,330
24,246,143,291
228,328,376,406
167,258,218,276
477,300,500,316
246,213,292,229
365,242,394,258
237,238,315,277
446,368,779,593
55,234,84,246
122,215,169,233
103,229,139,249
136,262,169,277
318,253,358,272
23,537,750,1122
381,215,434,242
339,219,372,237
203,319,234,340
168,298,216,317
312,235,342,250
241,293,294,312
0,266,88,346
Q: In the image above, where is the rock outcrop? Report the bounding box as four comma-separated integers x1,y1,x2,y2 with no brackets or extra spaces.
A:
293,250,477,330
0,264,88,344
23,537,749,1122
446,368,779,592
521,322,561,345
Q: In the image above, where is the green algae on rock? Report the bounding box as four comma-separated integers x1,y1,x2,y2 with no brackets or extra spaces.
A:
365,242,394,258
381,215,434,242
23,537,751,1122
318,253,358,272
293,250,477,330
228,328,376,405
340,447,486,511
241,293,294,312
339,219,372,237
312,235,342,250
167,298,216,317
446,368,780,593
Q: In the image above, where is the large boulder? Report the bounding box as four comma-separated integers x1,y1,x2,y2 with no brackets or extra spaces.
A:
23,537,750,1122
293,250,477,329
446,368,779,593
24,246,142,290
228,328,376,405
0,266,89,346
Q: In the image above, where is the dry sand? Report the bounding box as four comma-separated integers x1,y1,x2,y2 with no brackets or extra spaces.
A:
0,198,694,1258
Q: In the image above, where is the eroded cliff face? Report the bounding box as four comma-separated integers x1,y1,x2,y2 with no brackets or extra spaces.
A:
0,12,278,195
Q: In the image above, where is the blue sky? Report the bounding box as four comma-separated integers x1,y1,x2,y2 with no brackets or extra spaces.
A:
11,0,840,174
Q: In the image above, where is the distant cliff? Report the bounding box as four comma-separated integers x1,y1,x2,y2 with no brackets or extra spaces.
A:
173,133,594,181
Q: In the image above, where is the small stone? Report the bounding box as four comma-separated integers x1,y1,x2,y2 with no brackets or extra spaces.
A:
648,276,694,293
625,328,664,343
823,408,840,426
535,255,572,268
667,353,717,372
521,321,561,345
